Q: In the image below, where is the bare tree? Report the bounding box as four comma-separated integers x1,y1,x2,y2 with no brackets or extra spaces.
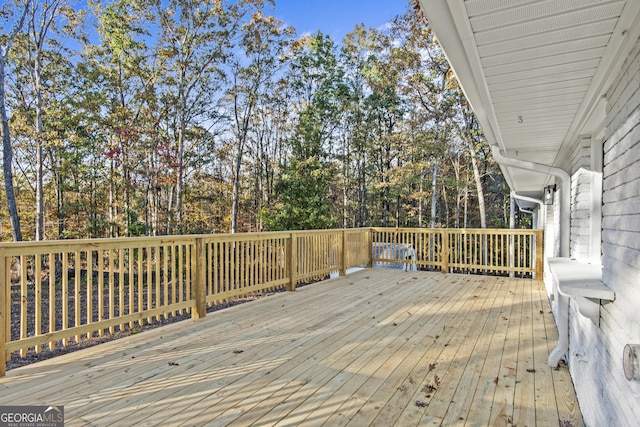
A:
457,90,487,229
27,0,66,240
227,12,292,233
1,0,30,241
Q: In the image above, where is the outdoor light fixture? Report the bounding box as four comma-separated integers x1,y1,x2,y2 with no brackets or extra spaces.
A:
623,344,640,382
544,185,556,205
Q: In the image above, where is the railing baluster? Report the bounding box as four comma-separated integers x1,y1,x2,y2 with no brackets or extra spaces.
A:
35,254,42,353
109,249,115,333
129,247,135,327
48,253,55,350
178,245,184,314
98,249,104,336
61,252,69,346
87,250,93,338
74,251,81,343
186,244,192,314
119,248,125,329
0,249,6,375
136,247,142,324
165,246,171,317
19,255,27,357
144,247,151,323
213,241,219,300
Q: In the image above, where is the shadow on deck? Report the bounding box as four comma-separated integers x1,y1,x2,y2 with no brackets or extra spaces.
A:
0,269,582,426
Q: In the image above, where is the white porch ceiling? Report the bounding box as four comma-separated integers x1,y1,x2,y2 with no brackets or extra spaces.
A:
420,0,640,197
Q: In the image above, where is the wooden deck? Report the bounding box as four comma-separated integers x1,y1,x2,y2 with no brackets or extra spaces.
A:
0,269,582,426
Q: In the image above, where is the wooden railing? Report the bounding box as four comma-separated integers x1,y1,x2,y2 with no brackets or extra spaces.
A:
0,227,541,375
371,228,543,276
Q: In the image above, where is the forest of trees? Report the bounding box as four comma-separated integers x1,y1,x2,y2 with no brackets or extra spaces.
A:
0,0,517,242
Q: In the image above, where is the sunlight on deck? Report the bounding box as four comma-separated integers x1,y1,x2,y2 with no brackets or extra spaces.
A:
0,269,582,426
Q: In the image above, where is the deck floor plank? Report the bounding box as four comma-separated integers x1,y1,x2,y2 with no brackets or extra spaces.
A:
531,278,560,426
377,275,499,426
465,276,520,425
183,273,433,427
316,273,460,427
513,278,537,426
0,269,583,426
341,276,474,427
440,276,507,425
488,275,523,426
407,276,504,426
360,275,473,426
253,273,455,427
160,272,432,421
99,272,416,426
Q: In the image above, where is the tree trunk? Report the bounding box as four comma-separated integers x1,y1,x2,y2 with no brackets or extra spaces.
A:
0,54,23,241
166,185,174,235
418,175,423,228
122,144,131,237
442,183,449,228
231,141,243,233
343,174,348,228
0,2,29,241
452,154,461,228
175,69,187,235
55,164,64,238
464,182,469,229
231,88,255,234
31,1,60,240
342,137,349,228
467,139,487,228
430,160,438,228
109,156,117,238
151,150,159,236
34,52,45,240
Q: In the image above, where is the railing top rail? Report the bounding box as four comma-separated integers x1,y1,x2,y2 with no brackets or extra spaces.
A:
0,227,541,255
0,229,368,253
445,228,542,235
370,227,542,234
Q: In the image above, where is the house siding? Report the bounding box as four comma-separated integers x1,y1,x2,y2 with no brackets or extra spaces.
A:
570,141,592,263
569,35,640,426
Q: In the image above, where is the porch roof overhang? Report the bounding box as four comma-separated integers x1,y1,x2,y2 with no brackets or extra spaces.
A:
419,0,640,198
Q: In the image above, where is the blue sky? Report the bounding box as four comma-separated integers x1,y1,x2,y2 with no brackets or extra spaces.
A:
265,0,409,42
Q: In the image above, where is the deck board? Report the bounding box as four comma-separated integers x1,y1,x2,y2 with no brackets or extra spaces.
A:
464,276,516,424
0,269,583,426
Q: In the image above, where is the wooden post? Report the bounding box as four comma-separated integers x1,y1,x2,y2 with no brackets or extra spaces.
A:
367,228,373,268
192,238,207,319
0,249,6,376
287,233,297,291
441,230,450,273
340,230,347,276
509,196,516,278
535,229,544,279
